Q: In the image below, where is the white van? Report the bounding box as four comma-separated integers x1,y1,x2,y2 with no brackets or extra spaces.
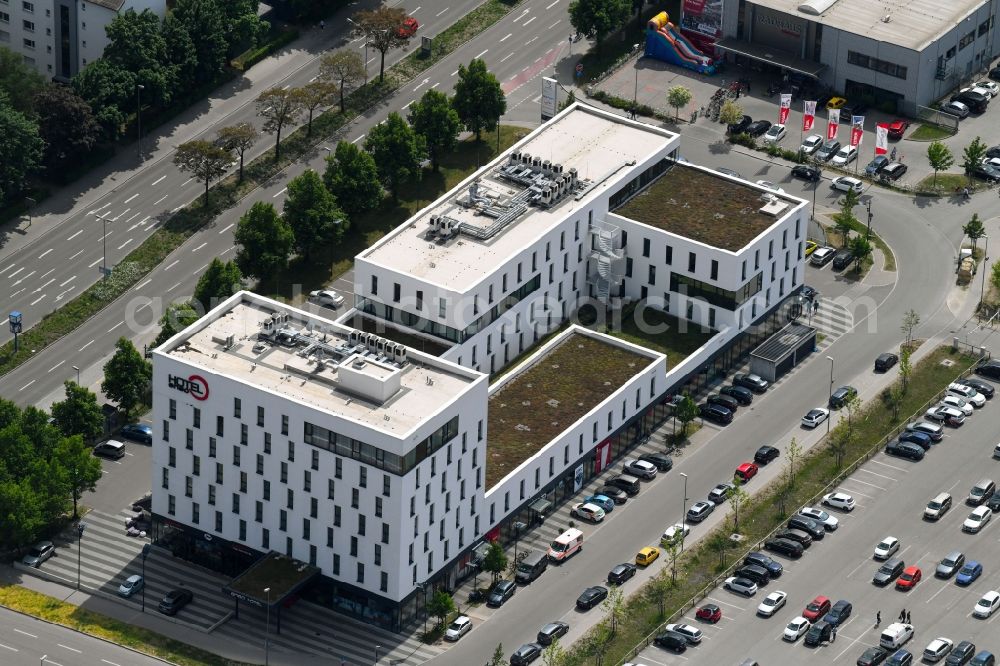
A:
879,623,913,650
547,528,583,562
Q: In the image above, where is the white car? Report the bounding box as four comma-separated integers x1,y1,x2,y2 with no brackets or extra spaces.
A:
923,637,954,663
831,145,859,166
822,492,856,512
940,394,974,416
723,576,758,597
983,157,1000,170
800,134,824,155
874,536,900,560
309,289,345,308
976,80,1000,96
661,523,690,544
974,590,1000,618
830,176,864,194
763,124,787,144
664,623,702,644
118,574,144,598
783,616,811,641
755,180,786,194
801,407,830,428
962,85,994,99
964,506,992,533
797,507,839,531
947,383,985,407
572,502,606,523
810,247,836,266
444,615,473,641
925,405,966,424
623,459,657,480
756,590,787,617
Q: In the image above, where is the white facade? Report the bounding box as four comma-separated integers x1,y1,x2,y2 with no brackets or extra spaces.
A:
0,0,164,79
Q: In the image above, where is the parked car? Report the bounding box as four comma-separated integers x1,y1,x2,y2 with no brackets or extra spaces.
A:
661,523,690,545
664,623,703,644
707,482,734,503
309,289,345,308
777,528,813,548
536,621,568,646
746,120,772,137
881,162,909,181
906,421,943,441
583,495,615,513
957,561,984,586
724,576,758,597
607,474,641,496
925,405,966,427
707,393,740,413
445,615,473,641
963,506,992,533
623,459,657,480
829,385,858,409
571,503,605,523
792,164,822,181
765,537,804,558
805,240,819,256
822,492,856,511
728,115,753,134
875,353,899,372
487,580,517,607
937,551,966,578
745,552,784,578
971,163,1000,183
635,546,660,566
923,638,955,663
971,651,996,666
824,599,853,625
720,385,754,405
798,506,839,531
607,563,637,585
948,641,978,664
898,431,932,450
991,66,1000,81
833,249,855,271
976,359,1000,380
864,156,891,178
509,643,541,666
886,440,925,460
940,394,974,415
576,586,608,610
787,515,825,539
974,592,1000,618
754,445,780,465
826,97,847,109
803,595,831,622
638,452,673,471
816,140,842,162
811,246,836,266
762,124,787,143
158,587,194,615
118,574,144,598
654,629,688,653
896,566,922,590
831,176,864,193
757,590,787,617
784,616,811,642
120,423,153,444
700,403,733,425
874,536,900,560
873,558,905,586
735,462,759,482
597,485,628,504
734,373,769,393
942,100,971,118
957,377,995,398
696,603,722,623
887,119,910,139
800,134,824,155
859,646,891,665
93,440,126,459
21,541,55,567
832,145,859,166
687,500,716,523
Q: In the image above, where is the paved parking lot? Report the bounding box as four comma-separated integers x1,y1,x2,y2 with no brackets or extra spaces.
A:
632,375,1000,666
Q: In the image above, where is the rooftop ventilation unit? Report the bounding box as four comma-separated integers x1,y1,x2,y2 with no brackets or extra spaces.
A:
521,152,532,165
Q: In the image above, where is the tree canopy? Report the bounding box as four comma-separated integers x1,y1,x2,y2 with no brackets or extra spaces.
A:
569,0,631,50
152,302,201,347
320,51,365,113
350,7,411,82
365,112,426,200
103,9,173,107
409,89,461,170
0,45,46,114
193,258,243,311
51,381,104,443
217,122,259,183
0,97,44,205
171,0,229,85
323,141,383,214
234,202,295,279
451,59,506,141
173,139,232,206
257,88,302,160
101,338,152,418
283,169,347,262
33,85,101,171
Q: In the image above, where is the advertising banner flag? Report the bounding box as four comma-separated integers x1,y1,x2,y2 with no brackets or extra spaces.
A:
779,94,792,124
802,101,816,131
850,116,865,147
874,123,889,155
826,109,840,140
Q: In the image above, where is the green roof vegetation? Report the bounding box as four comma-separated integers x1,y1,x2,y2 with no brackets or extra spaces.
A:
607,305,716,366
226,552,319,602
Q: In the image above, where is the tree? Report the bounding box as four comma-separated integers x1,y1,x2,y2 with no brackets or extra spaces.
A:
542,637,567,666
784,437,802,489
647,573,672,617
844,392,862,434
102,338,152,418
51,382,104,442
72,59,135,140
217,123,258,183
283,169,346,262
323,141,383,214
881,384,904,422
833,187,860,247
194,259,242,312
964,213,987,255
899,345,913,392
926,141,954,187
901,309,920,348
319,51,365,113
172,0,229,85
0,98,44,205
257,87,302,160
426,589,455,629
33,85,101,171
350,7,411,82
662,537,681,585
218,0,269,53
707,531,730,568
729,481,750,532
848,235,873,272
674,393,699,438
365,112,426,200
568,0,631,52
558,89,577,111
161,12,199,90
234,202,294,280
963,136,989,183
102,9,173,107
452,59,507,141
57,435,103,519
666,85,693,120
489,643,506,666
0,45,47,113
719,99,744,127
173,140,232,207
828,426,852,469
409,90,461,171
601,585,626,635
152,302,200,347
295,81,336,136
483,541,508,583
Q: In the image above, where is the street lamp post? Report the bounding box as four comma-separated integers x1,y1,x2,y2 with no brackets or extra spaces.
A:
375,644,382,664
811,165,822,221
679,472,688,552
72,365,80,385
264,587,271,666
136,84,144,159
140,543,150,613
92,211,113,279
826,356,835,434
347,18,369,85
76,523,86,590
980,235,990,311
25,196,36,227
866,199,873,238
631,43,641,119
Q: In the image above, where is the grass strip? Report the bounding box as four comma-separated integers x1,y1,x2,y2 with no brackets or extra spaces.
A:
908,124,955,141
914,173,983,196
0,585,241,666
564,345,978,665
824,215,896,272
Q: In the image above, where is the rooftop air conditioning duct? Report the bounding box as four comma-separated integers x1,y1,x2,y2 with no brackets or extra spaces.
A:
521,152,532,164
531,156,542,168
542,159,552,173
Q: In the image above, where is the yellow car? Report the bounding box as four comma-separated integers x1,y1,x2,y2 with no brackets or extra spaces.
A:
636,546,660,566
805,240,818,256
826,96,847,110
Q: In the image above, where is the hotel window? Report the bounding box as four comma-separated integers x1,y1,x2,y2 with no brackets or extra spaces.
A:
371,275,378,295
208,486,216,505
193,456,200,476
234,398,241,418
161,468,169,489
642,238,650,257
648,265,655,284
688,252,696,273
22,2,33,12
438,298,446,318
193,407,201,429
185,476,192,497
232,493,240,514
256,501,263,522
257,406,264,427
216,416,223,437
215,511,223,532
192,503,200,524
169,399,176,419
168,495,175,515
416,290,424,309
168,447,176,467
665,245,672,265
281,414,288,435
710,259,718,280
240,424,248,445
209,437,216,457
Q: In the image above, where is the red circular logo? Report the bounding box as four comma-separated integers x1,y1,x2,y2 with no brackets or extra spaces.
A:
188,374,209,401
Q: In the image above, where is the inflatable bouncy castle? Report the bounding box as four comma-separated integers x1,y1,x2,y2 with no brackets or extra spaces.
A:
645,12,716,75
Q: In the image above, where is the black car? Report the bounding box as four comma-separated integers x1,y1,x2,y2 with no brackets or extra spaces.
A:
734,373,769,393
805,620,833,646
947,641,976,666
841,102,868,117
829,385,858,409
898,431,932,450
986,491,1000,512
976,360,1000,380
721,385,754,405
832,249,855,271
754,445,780,465
607,475,640,496
728,115,753,134
858,645,890,666
875,353,899,372
816,140,842,162
885,440,925,461
639,452,673,472
764,537,804,558
120,423,153,444
607,563,637,585
487,580,516,607
654,630,688,653
872,558,905,586
801,285,818,300
958,377,995,398
158,587,193,615
700,403,733,425
776,528,813,548
971,163,1000,183
865,155,890,177
988,145,1000,159
744,551,783,578
598,485,628,504
746,120,772,137
707,393,740,412
787,516,825,540
792,164,822,181
953,91,989,113
576,586,608,610
735,564,770,586
510,643,542,666
880,162,908,181
536,621,569,646
825,599,853,625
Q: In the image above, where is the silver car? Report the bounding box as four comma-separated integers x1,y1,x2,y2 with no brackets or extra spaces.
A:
21,541,55,567
936,551,965,579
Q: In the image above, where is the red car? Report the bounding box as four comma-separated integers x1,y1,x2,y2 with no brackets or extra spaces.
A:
887,119,910,140
396,17,419,38
896,566,922,590
696,603,722,623
735,462,759,483
802,595,831,622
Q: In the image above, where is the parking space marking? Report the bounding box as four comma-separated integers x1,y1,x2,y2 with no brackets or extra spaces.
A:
870,459,909,473
945,478,962,492
13,629,36,638
844,478,887,491
840,488,875,499
925,581,951,604
858,468,898,482
706,596,745,611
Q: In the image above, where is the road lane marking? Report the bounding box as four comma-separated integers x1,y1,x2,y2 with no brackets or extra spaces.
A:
112,208,130,221
108,321,124,332
431,82,440,89
124,212,142,224
123,193,139,204
12,270,35,285
272,187,287,198
59,276,76,287
403,100,414,109
164,260,180,271
79,340,94,351
68,250,83,261
88,258,102,268
193,242,207,252
172,206,184,213
847,559,869,579
219,223,234,234
523,16,536,26
14,628,37,637
411,5,421,12
38,248,53,259
117,239,134,251
10,288,24,298
7,267,25,279
0,263,16,276
30,294,47,306
102,661,122,666
168,282,182,292
282,84,290,90
475,49,488,58
309,75,318,82
414,79,429,91
500,52,514,62
548,20,561,29
0,643,16,651
34,278,55,292
181,178,193,186
57,644,81,653
352,134,365,143
19,380,35,391
154,195,168,205
525,36,538,45
152,175,166,186
705,596,745,611
134,279,152,291
546,0,560,6
500,33,512,42
436,7,449,15
66,229,84,241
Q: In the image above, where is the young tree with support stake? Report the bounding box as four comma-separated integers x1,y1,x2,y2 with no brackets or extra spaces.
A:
926,141,953,187
963,136,989,185
256,87,302,160
426,589,455,629
319,50,365,113
666,85,693,121
964,213,986,255
173,139,232,207
216,122,258,183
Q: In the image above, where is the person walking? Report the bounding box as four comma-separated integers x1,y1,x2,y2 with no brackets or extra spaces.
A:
831,625,837,642
899,608,906,622
906,610,911,624
876,610,881,627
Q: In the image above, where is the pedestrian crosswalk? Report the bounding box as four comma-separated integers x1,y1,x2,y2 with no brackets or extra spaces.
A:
809,297,854,351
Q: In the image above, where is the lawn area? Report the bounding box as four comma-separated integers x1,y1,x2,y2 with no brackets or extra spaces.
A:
914,172,981,194
259,126,531,302
608,303,717,366
908,123,955,141
564,345,979,665
824,215,896,273
0,586,228,666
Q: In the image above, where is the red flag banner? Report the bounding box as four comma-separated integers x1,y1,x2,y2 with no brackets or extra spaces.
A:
779,94,791,125
827,109,840,141
875,123,889,155
850,116,865,148
802,101,816,132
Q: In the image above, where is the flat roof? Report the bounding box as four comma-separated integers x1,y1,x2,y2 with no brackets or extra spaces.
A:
361,105,677,291
485,330,658,489
748,0,984,51
751,321,817,362
614,163,800,252
225,552,320,607
158,293,477,438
